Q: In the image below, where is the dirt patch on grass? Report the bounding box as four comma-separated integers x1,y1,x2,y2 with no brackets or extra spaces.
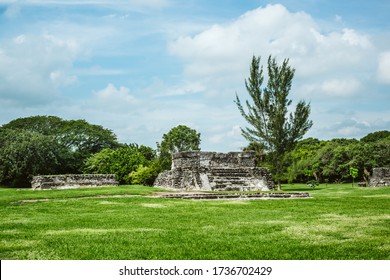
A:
46,228,164,235
141,203,167,208
14,194,139,203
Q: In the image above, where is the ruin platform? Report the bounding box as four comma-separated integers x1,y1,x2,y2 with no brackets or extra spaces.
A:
154,151,274,191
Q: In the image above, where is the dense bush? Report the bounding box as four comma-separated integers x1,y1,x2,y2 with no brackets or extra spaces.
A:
282,135,390,184
0,129,68,187
130,161,162,186
83,146,152,184
0,116,120,187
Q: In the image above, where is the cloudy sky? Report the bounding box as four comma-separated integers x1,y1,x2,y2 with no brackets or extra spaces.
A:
1,0,389,151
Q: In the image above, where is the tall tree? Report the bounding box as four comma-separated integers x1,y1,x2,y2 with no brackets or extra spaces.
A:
235,55,313,190
157,125,201,170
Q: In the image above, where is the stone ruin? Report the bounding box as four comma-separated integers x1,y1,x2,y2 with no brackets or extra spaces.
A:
369,168,390,187
31,174,118,190
153,151,274,191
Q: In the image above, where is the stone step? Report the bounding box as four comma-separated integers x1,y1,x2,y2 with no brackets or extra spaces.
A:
213,185,241,191
211,170,251,177
212,180,247,185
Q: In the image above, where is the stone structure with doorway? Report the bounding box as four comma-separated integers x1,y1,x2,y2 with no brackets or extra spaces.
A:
154,151,274,191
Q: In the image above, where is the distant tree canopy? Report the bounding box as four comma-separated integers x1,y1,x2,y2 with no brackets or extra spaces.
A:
360,130,390,143
0,116,119,187
282,134,390,184
2,116,119,172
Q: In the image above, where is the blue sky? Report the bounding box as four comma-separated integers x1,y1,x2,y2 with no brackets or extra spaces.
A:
1,0,389,152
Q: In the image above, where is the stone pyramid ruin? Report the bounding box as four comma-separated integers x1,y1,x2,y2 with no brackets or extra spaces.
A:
154,151,274,191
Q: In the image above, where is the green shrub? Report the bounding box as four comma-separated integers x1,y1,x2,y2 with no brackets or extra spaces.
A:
130,162,162,186
84,147,149,184
0,129,68,187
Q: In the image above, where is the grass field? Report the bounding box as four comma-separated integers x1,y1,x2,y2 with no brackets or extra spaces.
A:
0,184,389,260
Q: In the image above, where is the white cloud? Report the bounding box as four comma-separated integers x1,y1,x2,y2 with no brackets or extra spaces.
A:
333,118,371,138
209,125,245,149
95,83,136,104
377,51,390,84
341,28,371,48
169,4,375,83
301,78,362,97
0,32,81,105
49,70,77,86
0,16,124,105
152,81,206,97
322,78,361,96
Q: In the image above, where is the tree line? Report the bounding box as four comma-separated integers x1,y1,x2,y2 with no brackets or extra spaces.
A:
1,115,388,188
246,131,390,185
0,116,200,187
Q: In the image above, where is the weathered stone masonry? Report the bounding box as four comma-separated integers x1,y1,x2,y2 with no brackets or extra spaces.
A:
154,151,274,191
369,168,390,187
31,174,118,190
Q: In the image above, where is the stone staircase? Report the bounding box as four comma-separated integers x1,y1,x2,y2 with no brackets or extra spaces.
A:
209,168,254,191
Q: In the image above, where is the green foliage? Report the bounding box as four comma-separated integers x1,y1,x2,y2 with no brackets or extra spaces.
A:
157,125,201,170
2,115,64,135
126,143,156,161
349,167,359,187
284,135,390,184
2,116,119,173
306,180,319,188
0,116,120,187
0,128,68,187
243,142,267,163
83,146,151,184
286,138,325,183
130,162,162,186
235,55,313,189
360,130,390,143
349,167,359,179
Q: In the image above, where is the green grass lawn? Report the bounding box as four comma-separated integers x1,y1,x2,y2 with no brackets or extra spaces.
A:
0,184,389,260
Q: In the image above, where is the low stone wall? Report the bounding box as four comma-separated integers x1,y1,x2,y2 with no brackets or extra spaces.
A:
369,168,390,187
156,192,311,200
154,151,274,191
31,174,118,190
